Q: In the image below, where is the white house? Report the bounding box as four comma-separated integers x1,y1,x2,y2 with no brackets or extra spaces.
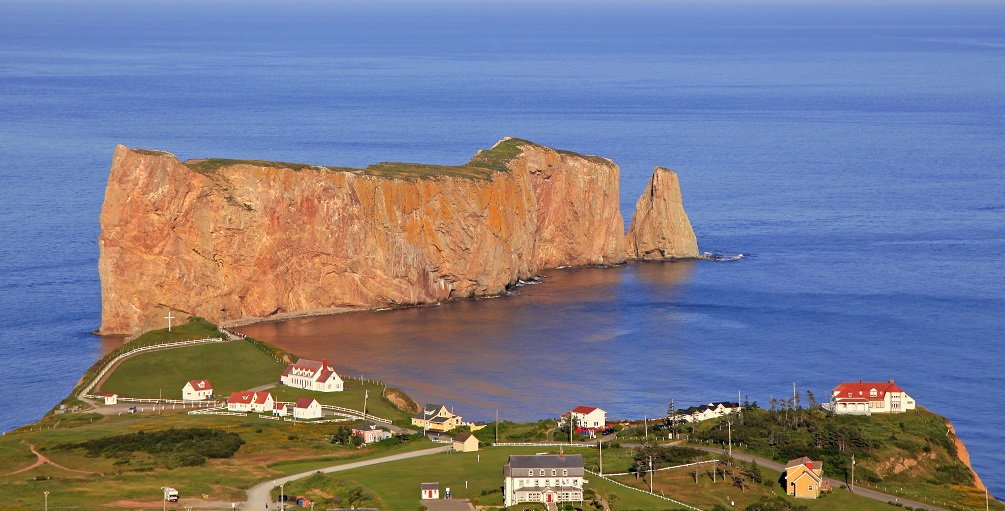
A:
831,380,916,415
227,391,274,413
562,406,606,430
103,393,118,405
352,422,393,444
420,482,440,500
280,359,343,392
273,403,290,417
293,397,323,420
504,454,584,507
678,402,740,423
182,379,213,401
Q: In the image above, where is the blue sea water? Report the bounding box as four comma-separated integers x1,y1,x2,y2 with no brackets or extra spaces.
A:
1,0,1003,497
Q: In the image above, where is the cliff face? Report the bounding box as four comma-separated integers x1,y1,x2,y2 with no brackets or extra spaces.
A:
98,139,696,335
626,167,699,260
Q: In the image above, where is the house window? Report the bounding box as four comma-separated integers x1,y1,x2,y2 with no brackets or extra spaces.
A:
540,469,545,476
808,485,814,491
551,469,556,476
563,469,568,476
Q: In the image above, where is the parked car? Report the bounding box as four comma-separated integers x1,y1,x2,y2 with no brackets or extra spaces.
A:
128,406,137,414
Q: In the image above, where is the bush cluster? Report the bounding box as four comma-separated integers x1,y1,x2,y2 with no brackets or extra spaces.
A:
59,427,244,468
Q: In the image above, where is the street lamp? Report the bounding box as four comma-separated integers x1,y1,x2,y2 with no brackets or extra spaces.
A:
160,487,167,511
280,482,285,510
43,491,49,511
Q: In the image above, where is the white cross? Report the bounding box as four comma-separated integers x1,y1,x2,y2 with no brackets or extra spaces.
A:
165,310,176,332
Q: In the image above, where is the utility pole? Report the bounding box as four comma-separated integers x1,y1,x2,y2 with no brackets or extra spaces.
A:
728,417,732,458
598,440,603,475
495,409,499,444
644,414,648,439
649,456,654,493
851,453,855,493
363,389,368,416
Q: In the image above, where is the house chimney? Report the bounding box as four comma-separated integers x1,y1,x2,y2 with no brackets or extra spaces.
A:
323,359,328,369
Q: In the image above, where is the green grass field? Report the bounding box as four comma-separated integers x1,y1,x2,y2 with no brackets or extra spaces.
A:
320,445,676,511
609,462,899,511
99,339,287,399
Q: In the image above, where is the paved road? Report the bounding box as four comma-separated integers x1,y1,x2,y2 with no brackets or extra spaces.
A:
244,445,452,509
693,447,948,511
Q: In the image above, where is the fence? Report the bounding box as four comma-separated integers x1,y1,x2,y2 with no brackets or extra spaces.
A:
318,404,391,424
492,442,596,448
78,337,227,399
600,459,716,477
584,469,701,511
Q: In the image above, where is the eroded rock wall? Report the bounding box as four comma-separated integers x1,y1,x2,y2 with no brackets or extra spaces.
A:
98,140,638,334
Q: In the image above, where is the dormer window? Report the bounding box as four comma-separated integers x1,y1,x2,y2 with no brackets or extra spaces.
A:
870,388,878,397
551,469,556,476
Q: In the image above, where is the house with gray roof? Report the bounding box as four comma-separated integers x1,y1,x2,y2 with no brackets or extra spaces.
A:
503,454,584,506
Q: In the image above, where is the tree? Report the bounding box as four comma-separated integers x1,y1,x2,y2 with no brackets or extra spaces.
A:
742,460,763,484
806,390,819,410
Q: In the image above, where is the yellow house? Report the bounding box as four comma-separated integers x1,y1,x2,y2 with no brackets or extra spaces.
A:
411,404,462,432
784,456,826,498
452,432,479,452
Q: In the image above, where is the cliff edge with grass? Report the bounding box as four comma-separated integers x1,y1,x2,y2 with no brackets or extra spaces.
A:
98,138,699,335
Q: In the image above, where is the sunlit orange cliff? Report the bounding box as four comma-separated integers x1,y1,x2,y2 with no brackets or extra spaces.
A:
98,138,699,335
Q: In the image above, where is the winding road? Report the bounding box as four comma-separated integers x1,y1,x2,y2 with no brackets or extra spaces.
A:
244,445,452,509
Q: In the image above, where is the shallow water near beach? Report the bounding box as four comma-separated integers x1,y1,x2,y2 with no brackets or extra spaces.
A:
1,0,1003,496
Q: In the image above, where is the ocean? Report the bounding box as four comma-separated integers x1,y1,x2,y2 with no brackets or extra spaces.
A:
0,0,1002,497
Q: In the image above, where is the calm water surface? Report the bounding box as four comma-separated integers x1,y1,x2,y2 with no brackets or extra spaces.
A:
1,0,1003,497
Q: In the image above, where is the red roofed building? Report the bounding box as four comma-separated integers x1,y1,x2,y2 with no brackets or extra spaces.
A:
182,379,213,401
280,359,344,392
831,380,916,415
561,406,607,432
227,391,274,413
293,397,323,420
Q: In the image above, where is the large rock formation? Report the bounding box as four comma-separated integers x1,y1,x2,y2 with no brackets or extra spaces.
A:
98,138,698,335
625,167,699,260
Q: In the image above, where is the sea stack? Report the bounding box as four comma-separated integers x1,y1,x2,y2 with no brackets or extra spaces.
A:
625,166,700,260
98,138,699,335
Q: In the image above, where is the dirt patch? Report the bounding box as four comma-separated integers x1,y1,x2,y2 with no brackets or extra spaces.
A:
384,387,419,414
947,422,985,490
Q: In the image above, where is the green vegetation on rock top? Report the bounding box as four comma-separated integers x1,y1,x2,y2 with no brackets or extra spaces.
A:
156,137,609,181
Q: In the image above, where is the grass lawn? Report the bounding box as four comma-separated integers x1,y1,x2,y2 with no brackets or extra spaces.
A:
320,445,676,511
609,464,920,511
99,339,287,399
0,438,35,473
270,378,411,422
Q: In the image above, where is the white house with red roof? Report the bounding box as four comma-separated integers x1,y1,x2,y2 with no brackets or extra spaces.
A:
562,406,607,431
831,380,916,415
273,402,290,417
103,393,118,405
182,379,213,401
227,391,274,413
280,359,344,392
293,397,323,420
